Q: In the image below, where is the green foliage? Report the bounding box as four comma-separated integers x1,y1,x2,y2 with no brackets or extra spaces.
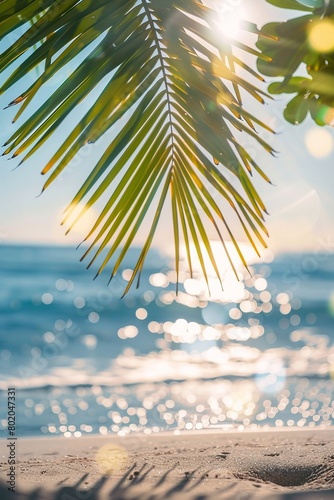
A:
1,0,277,292
266,0,323,10
257,0,334,126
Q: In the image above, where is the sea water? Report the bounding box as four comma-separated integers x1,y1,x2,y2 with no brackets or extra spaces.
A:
0,244,334,437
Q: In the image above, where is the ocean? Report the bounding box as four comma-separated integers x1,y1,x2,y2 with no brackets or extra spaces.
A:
0,244,334,438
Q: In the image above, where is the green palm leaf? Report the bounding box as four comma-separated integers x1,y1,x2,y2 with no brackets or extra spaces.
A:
1,0,275,292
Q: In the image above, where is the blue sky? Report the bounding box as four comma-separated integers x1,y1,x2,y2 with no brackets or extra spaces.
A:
1,1,333,260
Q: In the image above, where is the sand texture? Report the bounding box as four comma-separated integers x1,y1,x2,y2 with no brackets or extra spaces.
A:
1,428,334,499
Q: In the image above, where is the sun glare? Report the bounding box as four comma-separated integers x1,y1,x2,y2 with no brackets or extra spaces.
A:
183,240,261,278
216,5,246,39
179,240,272,302
60,202,99,237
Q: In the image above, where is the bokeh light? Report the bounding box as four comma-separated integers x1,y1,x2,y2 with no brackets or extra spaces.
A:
2,241,334,440
305,127,334,158
308,19,334,53
95,444,128,475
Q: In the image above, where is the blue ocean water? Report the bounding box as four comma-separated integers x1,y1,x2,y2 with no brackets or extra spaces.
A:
0,244,334,438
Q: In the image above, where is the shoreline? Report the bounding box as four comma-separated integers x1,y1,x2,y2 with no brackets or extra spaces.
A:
1,427,334,499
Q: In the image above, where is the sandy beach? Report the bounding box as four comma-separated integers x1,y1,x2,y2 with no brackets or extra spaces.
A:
1,428,334,499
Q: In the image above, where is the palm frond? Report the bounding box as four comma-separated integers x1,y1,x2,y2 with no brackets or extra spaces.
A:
1,0,275,291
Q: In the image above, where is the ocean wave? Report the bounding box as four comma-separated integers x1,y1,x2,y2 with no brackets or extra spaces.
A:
1,343,333,391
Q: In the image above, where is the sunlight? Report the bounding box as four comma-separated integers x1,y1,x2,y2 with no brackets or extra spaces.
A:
216,3,247,39
180,240,262,303
182,240,261,278
61,202,98,237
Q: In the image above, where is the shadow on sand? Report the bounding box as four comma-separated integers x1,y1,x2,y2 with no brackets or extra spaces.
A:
2,463,334,500
0,463,225,500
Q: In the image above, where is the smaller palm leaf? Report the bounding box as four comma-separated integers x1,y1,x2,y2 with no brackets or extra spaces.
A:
257,0,334,127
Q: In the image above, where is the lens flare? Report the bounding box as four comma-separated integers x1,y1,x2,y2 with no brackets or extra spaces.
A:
305,127,333,158
95,444,128,475
308,19,334,53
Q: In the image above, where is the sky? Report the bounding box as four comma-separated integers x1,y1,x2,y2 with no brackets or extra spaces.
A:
1,1,334,262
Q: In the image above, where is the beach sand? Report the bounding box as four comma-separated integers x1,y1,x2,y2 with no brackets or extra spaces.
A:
1,428,334,499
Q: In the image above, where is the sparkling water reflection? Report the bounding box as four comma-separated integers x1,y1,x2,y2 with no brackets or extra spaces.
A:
0,244,334,437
